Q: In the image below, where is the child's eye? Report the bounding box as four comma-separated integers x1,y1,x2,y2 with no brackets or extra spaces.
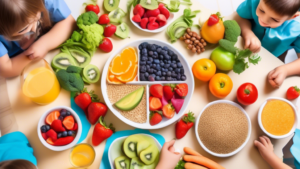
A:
259,9,265,13
272,18,279,22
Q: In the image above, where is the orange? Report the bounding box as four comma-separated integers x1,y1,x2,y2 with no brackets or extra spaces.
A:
209,73,233,98
201,20,225,44
107,67,122,84
126,47,138,63
110,55,132,75
117,64,138,83
192,58,216,82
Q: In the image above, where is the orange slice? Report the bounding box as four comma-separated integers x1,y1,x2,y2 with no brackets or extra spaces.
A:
116,64,138,83
107,67,122,84
126,47,138,64
110,55,132,75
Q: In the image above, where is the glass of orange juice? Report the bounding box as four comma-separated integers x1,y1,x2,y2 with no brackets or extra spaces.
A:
70,143,96,168
21,59,60,105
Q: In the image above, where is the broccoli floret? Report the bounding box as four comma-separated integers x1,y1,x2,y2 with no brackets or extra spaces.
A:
56,66,84,92
71,31,82,42
78,24,104,50
219,39,237,54
77,11,99,26
223,20,241,43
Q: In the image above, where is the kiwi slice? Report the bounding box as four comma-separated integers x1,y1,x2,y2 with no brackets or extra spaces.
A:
109,8,126,23
69,49,91,68
115,23,129,39
83,64,100,84
104,0,120,12
140,0,158,10
52,53,77,70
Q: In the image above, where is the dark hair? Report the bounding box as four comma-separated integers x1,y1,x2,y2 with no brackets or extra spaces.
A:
0,0,51,39
263,0,300,16
0,160,36,169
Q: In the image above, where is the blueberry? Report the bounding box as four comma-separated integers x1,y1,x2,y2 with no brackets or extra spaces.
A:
167,76,172,81
156,65,161,71
164,64,169,69
153,55,158,59
162,68,167,72
149,69,154,73
148,57,153,62
62,131,68,137
163,46,169,51
142,53,148,57
153,69,157,73
177,62,182,68
172,63,177,68
162,72,167,76
142,48,147,54
157,71,162,76
155,76,161,81
68,131,74,136
157,48,162,53
172,78,177,81
169,67,173,71
141,42,148,48
180,68,185,74
167,71,172,76
140,61,147,65
168,60,172,64
57,133,62,138
148,75,155,81
177,74,181,80
181,75,187,81
146,61,152,64
149,51,154,56
150,45,156,51
152,64,156,68
151,74,156,78
172,60,177,64
153,52,158,56
161,76,166,81
58,115,64,121
146,65,150,69
175,68,181,73
147,68,151,72
41,126,47,133
168,50,174,56
172,73,177,78
140,66,147,73
160,62,164,67
45,125,50,131
140,74,146,81
172,54,178,60
154,59,160,64
66,111,71,116
144,72,149,78
139,44,143,50
159,55,164,60
60,109,67,117
161,50,166,55
141,56,147,61
149,63,153,67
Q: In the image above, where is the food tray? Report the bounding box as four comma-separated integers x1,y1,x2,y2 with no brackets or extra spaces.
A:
101,39,194,129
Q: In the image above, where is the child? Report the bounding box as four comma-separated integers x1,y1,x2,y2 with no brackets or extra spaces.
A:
235,0,300,88
0,77,37,168
0,0,76,78
156,140,181,169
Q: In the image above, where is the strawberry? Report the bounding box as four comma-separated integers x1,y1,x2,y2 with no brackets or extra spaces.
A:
132,14,141,23
149,96,162,111
148,17,157,23
46,129,57,142
158,3,170,19
175,83,188,97
42,133,48,140
85,4,100,14
175,112,195,139
70,123,78,131
146,8,160,17
163,85,174,101
150,112,162,126
148,20,159,30
98,14,110,25
92,117,115,146
133,4,145,17
150,84,163,98
46,138,55,145
63,116,75,130
140,18,149,29
45,110,60,125
156,14,166,27
207,12,222,26
87,102,108,125
104,24,117,37
162,103,175,119
54,136,75,146
286,86,300,100
74,88,99,112
51,120,66,132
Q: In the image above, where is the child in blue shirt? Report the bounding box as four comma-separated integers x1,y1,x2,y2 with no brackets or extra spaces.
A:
236,0,300,88
0,0,75,78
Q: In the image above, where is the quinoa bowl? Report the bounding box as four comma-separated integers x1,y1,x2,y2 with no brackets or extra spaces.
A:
195,100,251,157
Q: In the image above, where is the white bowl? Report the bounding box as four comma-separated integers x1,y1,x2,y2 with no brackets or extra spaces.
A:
37,106,82,151
108,134,162,168
130,6,174,33
101,39,194,129
195,100,252,157
258,97,298,139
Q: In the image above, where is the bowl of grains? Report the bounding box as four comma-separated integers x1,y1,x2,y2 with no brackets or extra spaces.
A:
195,100,251,157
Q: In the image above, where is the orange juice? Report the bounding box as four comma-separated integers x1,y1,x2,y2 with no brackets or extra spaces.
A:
262,100,295,136
70,144,95,167
22,67,60,105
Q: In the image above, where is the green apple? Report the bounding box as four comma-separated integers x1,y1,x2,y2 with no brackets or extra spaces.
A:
210,46,235,71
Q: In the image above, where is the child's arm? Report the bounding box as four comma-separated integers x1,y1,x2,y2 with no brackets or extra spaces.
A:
0,53,32,78
268,55,300,88
0,76,18,135
254,136,292,169
24,15,76,60
156,140,181,169
235,13,261,53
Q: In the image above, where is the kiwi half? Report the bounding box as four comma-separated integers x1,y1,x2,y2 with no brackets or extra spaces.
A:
115,23,129,39
83,64,100,84
104,0,120,12
140,0,158,10
109,8,126,23
69,49,91,68
51,53,77,70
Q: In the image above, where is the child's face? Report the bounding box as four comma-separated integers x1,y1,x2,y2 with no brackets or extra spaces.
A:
256,0,292,28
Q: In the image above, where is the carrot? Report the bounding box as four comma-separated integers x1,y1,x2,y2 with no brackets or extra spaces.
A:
185,162,208,169
183,155,225,169
184,147,202,156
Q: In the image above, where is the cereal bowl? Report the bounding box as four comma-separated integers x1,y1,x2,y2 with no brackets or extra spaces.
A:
37,106,82,151
258,97,298,139
195,100,251,157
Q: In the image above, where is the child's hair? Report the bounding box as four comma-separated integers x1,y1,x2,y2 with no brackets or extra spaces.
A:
0,0,51,40
263,0,300,16
0,160,36,169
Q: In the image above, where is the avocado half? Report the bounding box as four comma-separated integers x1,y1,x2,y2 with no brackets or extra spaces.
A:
115,87,144,111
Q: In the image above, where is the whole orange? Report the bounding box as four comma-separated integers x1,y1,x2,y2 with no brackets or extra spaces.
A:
192,58,216,82
200,20,225,44
209,73,233,98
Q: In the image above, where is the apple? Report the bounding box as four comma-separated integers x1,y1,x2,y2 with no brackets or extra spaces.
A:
210,46,235,71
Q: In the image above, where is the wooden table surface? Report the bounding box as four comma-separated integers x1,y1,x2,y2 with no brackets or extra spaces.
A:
5,1,300,169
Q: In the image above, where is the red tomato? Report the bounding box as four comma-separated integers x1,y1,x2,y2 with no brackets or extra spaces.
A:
99,38,113,53
98,14,110,25
85,4,100,14
237,83,258,105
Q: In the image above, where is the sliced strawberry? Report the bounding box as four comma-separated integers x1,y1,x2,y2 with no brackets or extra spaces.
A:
46,138,55,145
140,18,149,29
150,84,163,98
51,120,66,132
46,129,57,142
71,123,78,131
163,85,174,101
45,110,60,125
175,83,188,97
132,14,141,23
42,133,48,140
63,116,75,130
150,112,162,126
54,136,75,146
162,103,175,119
133,4,145,17
149,97,162,111
158,4,170,19
207,13,222,26
146,8,160,17
156,14,166,27
149,17,157,23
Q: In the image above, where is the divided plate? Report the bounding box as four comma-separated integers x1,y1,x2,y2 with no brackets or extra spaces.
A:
101,39,194,129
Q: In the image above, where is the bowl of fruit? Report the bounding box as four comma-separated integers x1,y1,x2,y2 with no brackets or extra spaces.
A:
37,106,82,151
130,1,174,33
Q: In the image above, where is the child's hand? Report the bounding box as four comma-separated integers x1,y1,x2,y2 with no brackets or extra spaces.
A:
156,140,181,169
254,136,277,162
243,32,261,53
24,41,49,60
268,65,287,88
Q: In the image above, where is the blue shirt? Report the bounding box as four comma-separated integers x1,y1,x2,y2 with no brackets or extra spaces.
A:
237,0,300,57
0,131,37,165
0,0,71,58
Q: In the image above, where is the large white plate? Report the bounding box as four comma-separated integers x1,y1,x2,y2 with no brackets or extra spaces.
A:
101,39,194,129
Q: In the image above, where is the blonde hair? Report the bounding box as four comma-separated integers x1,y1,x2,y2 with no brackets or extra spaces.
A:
0,0,51,39
0,160,36,169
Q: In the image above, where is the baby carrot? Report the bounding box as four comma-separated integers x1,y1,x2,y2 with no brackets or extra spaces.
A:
185,162,208,169
183,155,225,169
184,147,202,156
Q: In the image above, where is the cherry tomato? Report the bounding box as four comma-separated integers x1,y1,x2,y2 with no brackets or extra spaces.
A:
103,24,117,37
98,14,110,25
237,83,258,105
209,73,233,98
85,4,100,14
99,38,113,53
